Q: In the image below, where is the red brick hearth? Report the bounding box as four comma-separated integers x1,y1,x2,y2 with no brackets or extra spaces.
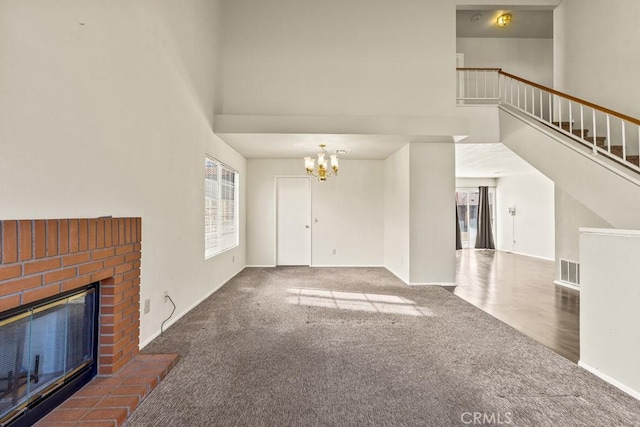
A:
0,217,142,375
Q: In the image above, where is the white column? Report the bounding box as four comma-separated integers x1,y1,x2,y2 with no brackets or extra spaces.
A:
408,142,456,285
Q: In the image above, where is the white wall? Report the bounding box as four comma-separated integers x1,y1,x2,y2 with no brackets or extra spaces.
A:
580,228,640,400
0,0,245,347
222,0,457,117
246,159,384,267
457,38,554,86
384,146,411,282
500,109,640,230
555,186,611,271
409,143,456,284
554,0,640,118
496,171,555,260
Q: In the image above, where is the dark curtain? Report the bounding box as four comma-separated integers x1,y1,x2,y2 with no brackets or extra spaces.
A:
474,186,495,249
455,204,462,250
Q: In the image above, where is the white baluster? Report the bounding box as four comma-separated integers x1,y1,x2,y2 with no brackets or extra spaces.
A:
484,71,487,99
475,70,478,98
622,120,627,160
539,89,543,119
580,105,585,139
606,114,611,152
569,102,573,135
558,97,562,129
592,109,597,154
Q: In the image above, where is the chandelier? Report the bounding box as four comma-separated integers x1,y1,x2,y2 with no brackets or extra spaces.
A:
304,145,339,182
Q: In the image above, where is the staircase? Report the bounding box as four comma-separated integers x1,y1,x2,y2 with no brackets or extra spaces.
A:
552,121,640,167
456,68,640,173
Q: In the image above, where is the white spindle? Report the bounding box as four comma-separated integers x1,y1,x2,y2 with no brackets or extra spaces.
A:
622,120,627,160
517,81,521,108
475,70,478,98
558,97,562,129
539,89,543,119
484,71,487,98
466,70,469,99
606,115,611,152
511,78,514,104
569,102,573,135
532,87,535,115
524,84,528,112
580,105,585,139
548,92,552,123
592,109,597,153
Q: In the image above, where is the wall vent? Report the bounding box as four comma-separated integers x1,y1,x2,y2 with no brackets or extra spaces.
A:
560,259,580,286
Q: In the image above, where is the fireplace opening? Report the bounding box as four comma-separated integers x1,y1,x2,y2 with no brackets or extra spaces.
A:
0,283,99,427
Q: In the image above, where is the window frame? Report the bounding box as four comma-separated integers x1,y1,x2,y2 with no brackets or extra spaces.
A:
204,155,239,259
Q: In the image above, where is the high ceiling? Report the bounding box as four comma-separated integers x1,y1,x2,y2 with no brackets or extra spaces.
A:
216,7,555,178
457,9,553,39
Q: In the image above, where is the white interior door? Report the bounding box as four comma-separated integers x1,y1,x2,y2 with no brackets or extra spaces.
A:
276,177,311,265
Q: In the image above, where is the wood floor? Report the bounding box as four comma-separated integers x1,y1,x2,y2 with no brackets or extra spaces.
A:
451,249,580,363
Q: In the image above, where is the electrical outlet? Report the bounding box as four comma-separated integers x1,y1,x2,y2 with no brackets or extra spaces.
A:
144,299,150,314
332,249,336,255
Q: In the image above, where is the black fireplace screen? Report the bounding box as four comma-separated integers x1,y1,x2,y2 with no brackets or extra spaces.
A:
0,285,98,426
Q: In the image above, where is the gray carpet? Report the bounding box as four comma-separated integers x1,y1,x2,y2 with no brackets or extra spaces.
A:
125,267,640,426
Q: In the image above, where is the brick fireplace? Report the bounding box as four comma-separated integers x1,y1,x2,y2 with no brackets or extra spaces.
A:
0,217,142,376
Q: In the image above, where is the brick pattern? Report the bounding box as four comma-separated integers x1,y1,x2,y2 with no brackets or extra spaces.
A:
37,354,180,427
0,218,142,375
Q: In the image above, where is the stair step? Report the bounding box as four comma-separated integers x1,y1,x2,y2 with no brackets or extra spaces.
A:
551,122,589,137
626,156,640,166
586,136,607,145
552,121,573,130
605,145,624,157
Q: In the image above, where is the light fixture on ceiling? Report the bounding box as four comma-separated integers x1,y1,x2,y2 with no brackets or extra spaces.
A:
497,13,512,27
304,144,339,182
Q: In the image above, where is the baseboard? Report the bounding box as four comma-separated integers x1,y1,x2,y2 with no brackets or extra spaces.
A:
245,265,276,268
579,361,640,402
139,266,245,349
408,282,456,286
500,250,554,262
311,264,385,268
553,280,580,291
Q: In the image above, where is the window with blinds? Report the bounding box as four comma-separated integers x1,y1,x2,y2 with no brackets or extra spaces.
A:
205,156,239,259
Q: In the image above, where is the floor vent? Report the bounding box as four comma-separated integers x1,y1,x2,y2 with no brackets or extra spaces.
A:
560,259,580,286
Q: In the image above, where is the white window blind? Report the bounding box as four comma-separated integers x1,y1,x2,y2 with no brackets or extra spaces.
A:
205,156,238,258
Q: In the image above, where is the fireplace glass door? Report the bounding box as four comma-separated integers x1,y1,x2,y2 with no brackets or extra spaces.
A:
0,287,97,426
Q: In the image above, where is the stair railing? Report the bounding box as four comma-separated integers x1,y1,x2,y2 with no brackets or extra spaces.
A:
456,68,640,172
